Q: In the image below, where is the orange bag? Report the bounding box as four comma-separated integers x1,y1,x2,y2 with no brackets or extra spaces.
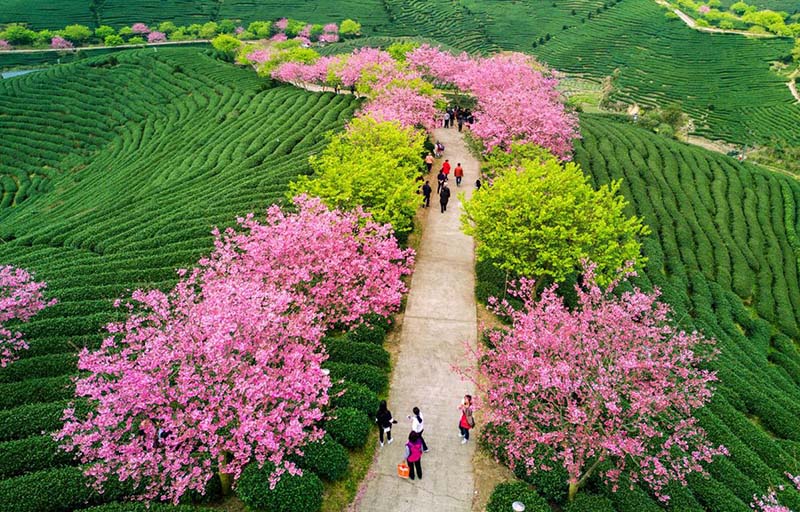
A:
397,462,410,479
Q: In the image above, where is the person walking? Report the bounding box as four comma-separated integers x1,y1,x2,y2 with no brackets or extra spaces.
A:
437,170,447,194
425,153,434,173
404,431,424,480
443,111,450,128
422,180,432,208
457,115,464,132
458,395,475,444
442,159,451,176
440,183,451,213
376,400,398,447
454,163,464,186
407,406,429,452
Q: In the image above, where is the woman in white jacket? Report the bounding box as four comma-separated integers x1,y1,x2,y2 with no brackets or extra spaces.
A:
407,406,429,452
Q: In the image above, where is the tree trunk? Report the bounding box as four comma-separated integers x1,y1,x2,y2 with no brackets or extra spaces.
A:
568,480,579,502
219,471,233,496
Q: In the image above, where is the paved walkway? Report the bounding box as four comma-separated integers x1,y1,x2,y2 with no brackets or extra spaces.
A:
357,127,480,512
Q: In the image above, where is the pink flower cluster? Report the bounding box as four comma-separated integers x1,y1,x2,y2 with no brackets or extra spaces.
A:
319,32,339,43
131,22,150,34
698,4,711,14
274,18,289,31
0,40,10,51
751,490,790,512
270,33,288,42
472,264,726,502
0,266,56,367
271,47,438,130
147,31,166,43
407,45,579,158
246,48,274,64
55,196,413,504
50,36,74,50
234,26,245,35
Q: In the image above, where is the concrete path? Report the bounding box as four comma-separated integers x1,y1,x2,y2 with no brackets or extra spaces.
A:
357,127,480,512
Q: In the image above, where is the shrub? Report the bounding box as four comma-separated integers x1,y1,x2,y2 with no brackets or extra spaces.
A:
325,362,388,394
83,504,215,512
514,459,569,503
486,481,549,512
330,381,379,417
347,321,388,345
291,434,349,481
237,462,323,512
104,35,124,46
566,493,615,512
326,338,389,368
325,407,371,449
0,435,75,479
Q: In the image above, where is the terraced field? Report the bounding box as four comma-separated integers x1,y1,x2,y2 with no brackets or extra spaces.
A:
0,47,360,511
533,0,797,145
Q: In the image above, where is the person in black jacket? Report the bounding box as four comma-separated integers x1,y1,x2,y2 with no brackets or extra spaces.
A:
422,181,432,208
375,400,397,447
440,183,451,213
437,170,447,194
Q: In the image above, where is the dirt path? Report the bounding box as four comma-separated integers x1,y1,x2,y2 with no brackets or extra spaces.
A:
355,127,480,512
0,39,209,55
788,72,800,103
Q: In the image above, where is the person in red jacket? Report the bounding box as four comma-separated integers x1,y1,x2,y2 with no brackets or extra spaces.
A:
441,159,451,176
458,394,474,444
454,163,464,186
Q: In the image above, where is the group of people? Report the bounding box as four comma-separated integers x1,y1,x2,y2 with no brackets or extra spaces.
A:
442,106,474,133
421,150,479,213
375,396,475,481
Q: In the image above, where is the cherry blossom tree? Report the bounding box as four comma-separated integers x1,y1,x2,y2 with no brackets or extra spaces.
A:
56,197,412,503
130,23,150,34
146,31,166,43
0,40,11,51
50,36,74,49
0,265,56,367
473,264,726,502
361,85,438,131
751,490,791,512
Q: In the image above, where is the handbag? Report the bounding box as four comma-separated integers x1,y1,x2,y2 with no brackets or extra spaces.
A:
466,408,475,428
397,462,410,479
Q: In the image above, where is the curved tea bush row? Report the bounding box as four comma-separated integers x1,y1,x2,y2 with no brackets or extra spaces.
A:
0,47,361,510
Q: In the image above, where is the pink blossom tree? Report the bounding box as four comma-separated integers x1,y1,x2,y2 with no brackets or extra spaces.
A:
323,23,339,34
698,5,711,14
0,265,56,367
361,85,438,131
146,31,166,43
274,18,289,32
751,490,791,512
56,197,412,503
130,23,150,34
50,36,74,49
0,40,10,51
473,265,726,502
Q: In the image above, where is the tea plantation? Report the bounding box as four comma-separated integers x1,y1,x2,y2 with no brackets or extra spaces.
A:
0,46,367,511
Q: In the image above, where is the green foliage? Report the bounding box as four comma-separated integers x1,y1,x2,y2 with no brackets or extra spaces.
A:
347,320,388,345
340,19,363,37
0,435,74,479
237,463,324,512
158,21,178,34
252,45,320,76
330,382,380,417
217,19,237,34
387,41,420,61
326,337,390,368
462,146,648,286
211,34,242,54
248,21,272,38
83,504,215,512
0,24,36,45
514,460,569,503
104,35,124,46
325,362,388,393
285,19,307,38
291,434,350,481
127,36,145,45
290,116,425,236
567,493,616,512
198,21,218,39
62,24,92,42
486,482,550,512
325,407,372,449
792,38,800,62
94,25,115,39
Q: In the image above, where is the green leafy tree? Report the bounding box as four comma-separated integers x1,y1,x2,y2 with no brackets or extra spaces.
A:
62,24,92,43
169,29,190,41
128,36,145,45
184,24,202,36
285,19,306,37
340,19,362,38
118,26,134,38
289,117,425,236
218,19,237,34
237,30,256,41
310,24,325,39
158,21,177,34
211,34,242,54
256,45,319,76
95,25,115,39
461,148,649,287
0,24,36,45
793,38,800,62
387,41,420,61
199,21,218,39
729,1,753,14
34,29,54,46
104,34,124,46
247,21,271,38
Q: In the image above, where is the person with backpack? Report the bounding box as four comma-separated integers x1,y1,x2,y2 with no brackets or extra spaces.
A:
458,395,475,444
376,400,398,447
422,180,432,208
407,406,429,452
454,163,464,186
440,183,451,213
404,431,424,480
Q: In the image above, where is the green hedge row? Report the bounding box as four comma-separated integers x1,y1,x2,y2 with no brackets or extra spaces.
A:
0,400,87,442
0,375,75,409
0,353,77,383
324,362,388,394
290,434,349,482
486,482,549,512
0,435,75,479
325,407,371,450
326,338,390,369
330,382,380,418
237,463,323,512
